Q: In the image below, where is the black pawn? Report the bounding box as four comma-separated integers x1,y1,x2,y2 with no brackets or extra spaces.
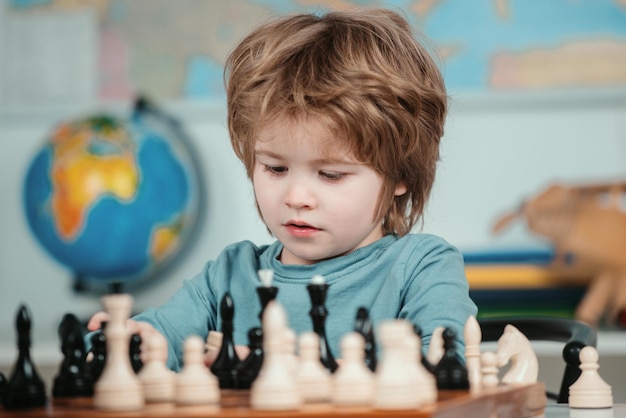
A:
129,333,143,373
413,324,435,374
210,292,241,388
86,322,107,383
354,307,377,372
307,279,338,373
52,313,93,398
1,304,47,410
234,327,264,389
256,283,278,323
434,328,469,390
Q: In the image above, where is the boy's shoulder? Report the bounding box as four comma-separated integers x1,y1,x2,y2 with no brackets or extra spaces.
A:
217,239,279,260
395,232,456,250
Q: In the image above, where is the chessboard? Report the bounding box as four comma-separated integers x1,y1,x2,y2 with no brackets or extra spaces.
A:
0,383,547,417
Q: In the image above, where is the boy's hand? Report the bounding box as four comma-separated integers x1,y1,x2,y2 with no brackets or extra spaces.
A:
87,311,168,364
204,344,250,367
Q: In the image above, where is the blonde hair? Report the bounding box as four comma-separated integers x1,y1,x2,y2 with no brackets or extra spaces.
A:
225,8,447,236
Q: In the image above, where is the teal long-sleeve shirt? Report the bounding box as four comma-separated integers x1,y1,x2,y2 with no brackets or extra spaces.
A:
133,233,477,371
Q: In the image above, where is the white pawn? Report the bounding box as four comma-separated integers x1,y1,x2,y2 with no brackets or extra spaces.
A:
139,333,175,403
464,315,482,392
332,332,374,407
282,328,298,376
94,293,144,411
296,332,332,403
175,335,220,405
481,351,500,389
250,301,301,410
569,346,613,409
426,326,445,366
374,320,420,410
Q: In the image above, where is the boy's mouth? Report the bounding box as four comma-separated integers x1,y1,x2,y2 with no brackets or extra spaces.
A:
284,221,320,235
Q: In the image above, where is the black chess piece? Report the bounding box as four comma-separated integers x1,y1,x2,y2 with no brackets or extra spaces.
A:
86,322,107,383
234,327,264,389
1,304,47,410
0,372,7,399
434,327,469,390
307,278,338,373
210,292,241,388
129,333,143,373
52,313,93,398
413,324,436,374
256,282,278,323
354,307,377,372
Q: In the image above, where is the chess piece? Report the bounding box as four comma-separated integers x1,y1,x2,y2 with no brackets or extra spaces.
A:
481,351,500,389
256,269,278,323
175,335,220,405
408,327,437,405
332,332,374,406
426,326,445,366
569,346,613,409
354,307,377,372
0,372,6,398
52,313,93,398
374,320,421,410
296,332,332,403
210,292,241,388
413,324,436,374
464,315,482,391
129,333,143,373
497,324,538,385
235,327,264,389
250,301,301,410
1,304,47,410
87,322,107,383
307,275,338,373
434,328,469,390
138,334,175,403
93,293,144,410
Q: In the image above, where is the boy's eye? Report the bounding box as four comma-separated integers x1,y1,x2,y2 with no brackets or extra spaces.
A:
319,171,344,180
264,165,287,175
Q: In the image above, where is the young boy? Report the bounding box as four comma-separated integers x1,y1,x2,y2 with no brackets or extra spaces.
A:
88,7,477,371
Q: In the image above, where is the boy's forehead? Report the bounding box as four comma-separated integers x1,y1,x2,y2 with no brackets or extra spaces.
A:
254,115,358,160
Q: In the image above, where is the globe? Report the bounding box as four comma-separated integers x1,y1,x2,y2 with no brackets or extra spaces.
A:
23,99,203,291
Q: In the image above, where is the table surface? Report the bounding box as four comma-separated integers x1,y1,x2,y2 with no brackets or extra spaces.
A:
545,404,624,417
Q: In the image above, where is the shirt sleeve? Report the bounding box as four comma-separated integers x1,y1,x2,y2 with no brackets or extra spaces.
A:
398,235,477,362
133,260,218,371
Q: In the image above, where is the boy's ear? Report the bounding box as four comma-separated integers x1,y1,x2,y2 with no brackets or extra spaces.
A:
394,182,407,196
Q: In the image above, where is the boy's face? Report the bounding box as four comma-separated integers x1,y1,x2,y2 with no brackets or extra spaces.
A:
252,116,395,265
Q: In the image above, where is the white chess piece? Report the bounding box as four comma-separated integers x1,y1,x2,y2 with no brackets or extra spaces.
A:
332,332,374,407
481,351,500,389
497,324,538,385
94,293,144,410
296,332,332,403
464,315,482,392
374,320,420,410
139,333,175,403
175,335,220,405
569,346,613,409
258,269,274,287
426,326,445,366
250,301,301,410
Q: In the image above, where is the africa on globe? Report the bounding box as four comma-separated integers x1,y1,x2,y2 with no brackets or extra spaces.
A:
23,99,202,291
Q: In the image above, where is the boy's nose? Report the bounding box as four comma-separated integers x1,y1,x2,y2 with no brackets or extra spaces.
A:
284,180,316,209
